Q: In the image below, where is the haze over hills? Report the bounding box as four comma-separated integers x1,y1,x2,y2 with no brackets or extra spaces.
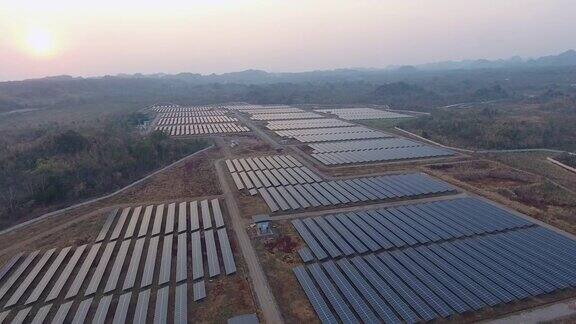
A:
1,49,575,84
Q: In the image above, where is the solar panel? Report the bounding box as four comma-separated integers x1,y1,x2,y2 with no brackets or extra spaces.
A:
93,295,113,324
225,159,236,172
263,170,280,186
134,289,151,324
31,304,51,324
141,236,160,287
322,261,379,323
307,263,357,323
189,201,200,231
96,209,119,242
0,311,8,324
110,207,131,240
302,184,330,206
314,217,354,256
334,214,379,252
52,301,73,324
0,250,39,301
165,203,176,234
291,219,328,260
154,286,169,324
12,307,31,324
151,204,165,236
112,291,132,324
293,266,337,324
205,230,221,277
176,233,187,282
46,245,86,301
122,237,145,290
257,188,279,212
285,185,311,208
276,186,300,209
239,172,254,189
217,228,237,275
267,186,290,211
211,199,225,228
391,250,469,313
414,245,498,307
178,202,188,233
104,239,131,293
363,254,437,321
302,218,341,258
337,258,405,323
231,172,245,190
85,241,117,296
138,206,154,238
124,206,142,239
25,246,71,305
72,297,93,324
201,200,212,229
159,235,173,284
324,215,368,254
293,184,321,207
191,231,204,280
175,283,188,324
193,281,206,301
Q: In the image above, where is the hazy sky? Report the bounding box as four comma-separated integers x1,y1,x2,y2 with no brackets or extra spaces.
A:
1,0,575,81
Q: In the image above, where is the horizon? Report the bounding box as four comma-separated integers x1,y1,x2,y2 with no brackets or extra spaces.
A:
2,0,575,81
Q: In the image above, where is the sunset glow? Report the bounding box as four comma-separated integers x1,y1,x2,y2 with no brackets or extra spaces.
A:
24,28,57,57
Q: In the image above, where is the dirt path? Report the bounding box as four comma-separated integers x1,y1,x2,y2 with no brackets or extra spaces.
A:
214,151,284,323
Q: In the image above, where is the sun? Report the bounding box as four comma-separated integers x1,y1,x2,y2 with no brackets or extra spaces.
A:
24,29,57,57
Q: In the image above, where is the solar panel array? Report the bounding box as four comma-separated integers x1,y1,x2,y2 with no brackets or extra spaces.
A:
292,198,576,323
0,199,236,323
251,112,324,120
226,154,455,213
292,198,532,260
265,118,354,130
315,107,412,120
155,123,250,136
153,105,249,136
157,116,237,125
313,146,454,165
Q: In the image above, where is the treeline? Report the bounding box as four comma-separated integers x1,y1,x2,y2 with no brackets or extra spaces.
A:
401,103,576,151
557,153,576,168
0,113,207,229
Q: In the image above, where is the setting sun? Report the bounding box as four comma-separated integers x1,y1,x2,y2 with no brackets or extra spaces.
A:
24,29,56,57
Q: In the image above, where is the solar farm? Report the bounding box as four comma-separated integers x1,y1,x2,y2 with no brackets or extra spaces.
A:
2,102,576,323
290,198,576,323
0,199,237,323
152,105,250,136
233,104,455,164
315,107,413,120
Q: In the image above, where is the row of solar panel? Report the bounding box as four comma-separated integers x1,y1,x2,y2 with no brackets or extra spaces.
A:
312,146,454,165
0,229,235,311
257,173,454,212
250,112,323,120
231,167,323,191
315,108,412,120
308,138,424,153
285,131,390,143
294,226,576,324
264,118,353,130
275,126,390,137
0,282,200,324
96,199,225,243
225,154,303,173
242,107,304,115
159,111,227,117
293,197,532,260
155,123,250,136
157,116,237,125
153,106,220,112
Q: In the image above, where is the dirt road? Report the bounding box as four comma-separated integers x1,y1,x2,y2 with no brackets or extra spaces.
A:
214,158,284,323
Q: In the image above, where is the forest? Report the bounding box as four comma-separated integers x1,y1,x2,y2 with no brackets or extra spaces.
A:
0,113,207,229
